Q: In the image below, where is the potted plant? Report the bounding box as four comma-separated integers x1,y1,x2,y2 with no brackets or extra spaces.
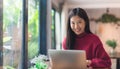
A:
29,54,48,69
106,39,117,55
96,13,120,23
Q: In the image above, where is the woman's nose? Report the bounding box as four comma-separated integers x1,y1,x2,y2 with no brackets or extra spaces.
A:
74,23,79,29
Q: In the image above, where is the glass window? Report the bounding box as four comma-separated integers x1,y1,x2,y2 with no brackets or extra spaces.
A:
51,9,56,49
28,0,39,68
55,12,61,49
51,8,61,49
3,0,46,68
3,0,22,68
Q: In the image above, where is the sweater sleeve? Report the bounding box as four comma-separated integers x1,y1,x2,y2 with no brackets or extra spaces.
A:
90,40,111,68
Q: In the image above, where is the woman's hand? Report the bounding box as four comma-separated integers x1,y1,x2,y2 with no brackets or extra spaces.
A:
86,60,93,69
86,60,92,67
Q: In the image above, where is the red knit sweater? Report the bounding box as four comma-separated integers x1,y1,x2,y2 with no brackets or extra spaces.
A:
62,33,111,68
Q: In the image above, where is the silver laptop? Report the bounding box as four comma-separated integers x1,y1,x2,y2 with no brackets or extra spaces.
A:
48,49,87,69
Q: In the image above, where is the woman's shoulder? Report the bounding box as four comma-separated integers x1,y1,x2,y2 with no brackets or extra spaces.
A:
88,33,98,37
87,33,103,47
87,33,101,41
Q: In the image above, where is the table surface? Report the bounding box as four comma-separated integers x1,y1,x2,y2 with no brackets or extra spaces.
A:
49,67,110,69
48,67,109,69
109,52,120,59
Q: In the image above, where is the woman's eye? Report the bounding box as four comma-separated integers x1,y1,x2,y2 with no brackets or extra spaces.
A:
71,22,75,24
78,21,82,23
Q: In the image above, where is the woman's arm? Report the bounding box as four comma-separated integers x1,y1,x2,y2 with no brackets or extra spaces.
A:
90,42,111,68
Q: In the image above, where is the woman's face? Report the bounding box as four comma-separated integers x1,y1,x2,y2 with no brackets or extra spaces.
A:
70,15,85,35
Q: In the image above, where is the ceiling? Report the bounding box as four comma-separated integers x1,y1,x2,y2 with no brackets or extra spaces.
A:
52,0,120,8
65,0,120,4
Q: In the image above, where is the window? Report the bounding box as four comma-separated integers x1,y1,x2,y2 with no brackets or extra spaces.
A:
51,9,56,49
55,12,61,49
51,8,61,49
2,0,47,69
3,0,22,68
28,0,39,62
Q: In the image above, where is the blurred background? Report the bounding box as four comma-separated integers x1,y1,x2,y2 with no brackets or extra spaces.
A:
0,0,120,69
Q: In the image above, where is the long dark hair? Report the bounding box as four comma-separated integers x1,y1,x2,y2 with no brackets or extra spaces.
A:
66,8,92,49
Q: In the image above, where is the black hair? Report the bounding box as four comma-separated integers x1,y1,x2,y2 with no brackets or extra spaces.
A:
66,8,92,49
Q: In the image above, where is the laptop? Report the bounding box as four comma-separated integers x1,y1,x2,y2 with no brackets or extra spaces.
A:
48,49,87,69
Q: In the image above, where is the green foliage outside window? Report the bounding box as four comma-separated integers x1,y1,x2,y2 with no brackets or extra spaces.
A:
3,0,21,31
4,65,15,69
28,1,39,60
3,0,22,68
3,0,39,68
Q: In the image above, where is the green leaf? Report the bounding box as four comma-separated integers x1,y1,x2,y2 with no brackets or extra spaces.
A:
106,40,117,49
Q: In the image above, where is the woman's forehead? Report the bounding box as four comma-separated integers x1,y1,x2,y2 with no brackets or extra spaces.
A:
70,15,84,21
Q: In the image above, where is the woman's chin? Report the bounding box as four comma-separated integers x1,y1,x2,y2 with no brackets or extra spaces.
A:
75,32,81,35
75,32,84,35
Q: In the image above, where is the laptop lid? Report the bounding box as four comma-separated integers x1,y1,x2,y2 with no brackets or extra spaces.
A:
48,49,87,69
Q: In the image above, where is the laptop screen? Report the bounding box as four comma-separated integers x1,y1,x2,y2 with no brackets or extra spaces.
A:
48,49,87,69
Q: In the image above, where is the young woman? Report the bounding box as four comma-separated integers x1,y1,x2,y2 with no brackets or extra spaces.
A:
62,8,111,69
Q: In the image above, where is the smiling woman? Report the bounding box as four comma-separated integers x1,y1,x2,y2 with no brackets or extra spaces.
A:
51,0,120,69
62,8,111,69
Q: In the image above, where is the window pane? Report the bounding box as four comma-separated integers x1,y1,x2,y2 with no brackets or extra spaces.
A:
55,12,61,49
3,0,22,68
28,0,39,68
51,9,56,49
